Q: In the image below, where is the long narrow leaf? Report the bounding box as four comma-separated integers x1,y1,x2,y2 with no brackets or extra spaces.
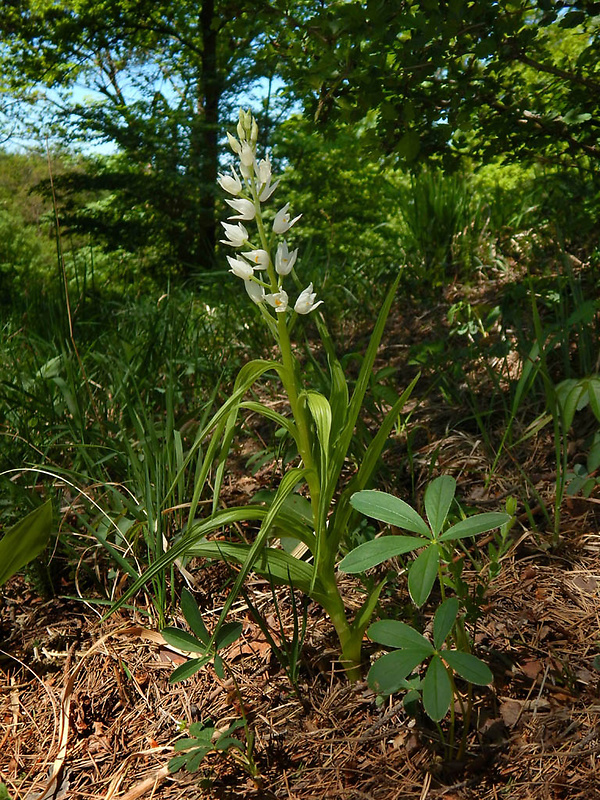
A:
329,276,400,490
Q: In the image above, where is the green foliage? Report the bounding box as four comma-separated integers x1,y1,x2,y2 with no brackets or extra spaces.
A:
0,0,292,271
368,599,492,722
162,588,243,682
394,169,490,286
0,500,52,587
279,1,600,170
273,115,400,303
168,719,248,775
339,477,510,607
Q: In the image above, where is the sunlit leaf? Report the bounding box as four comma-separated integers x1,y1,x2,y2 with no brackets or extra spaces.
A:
439,512,510,541
443,650,493,685
368,619,433,654
350,490,430,536
338,535,425,573
424,475,456,536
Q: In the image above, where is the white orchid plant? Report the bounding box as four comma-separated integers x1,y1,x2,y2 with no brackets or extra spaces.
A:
112,110,417,680
218,109,322,321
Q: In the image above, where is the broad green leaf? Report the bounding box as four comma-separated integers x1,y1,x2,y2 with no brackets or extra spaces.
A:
368,620,433,655
180,588,210,645
443,651,493,685
408,544,440,607
162,627,206,653
422,655,452,721
350,490,430,536
0,500,53,587
368,649,427,695
169,656,211,683
189,722,215,738
424,476,456,536
174,737,209,751
338,535,425,573
433,597,459,650
168,754,189,773
215,737,244,752
439,512,510,542
214,621,243,650
187,747,210,773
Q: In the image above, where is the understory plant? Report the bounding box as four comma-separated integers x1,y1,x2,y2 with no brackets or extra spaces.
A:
339,476,510,749
110,109,417,679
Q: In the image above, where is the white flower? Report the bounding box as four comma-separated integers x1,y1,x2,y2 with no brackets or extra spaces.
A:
275,241,298,275
225,197,256,220
242,249,270,270
255,157,280,202
227,132,241,155
217,168,242,195
294,283,323,315
256,157,272,184
265,290,289,313
240,142,255,167
227,255,254,280
273,203,302,234
220,221,249,247
245,279,265,304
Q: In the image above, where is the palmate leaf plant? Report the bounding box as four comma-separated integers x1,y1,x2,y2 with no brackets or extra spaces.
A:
338,476,510,607
339,475,512,756
367,598,492,722
162,588,258,780
339,477,508,754
107,109,418,680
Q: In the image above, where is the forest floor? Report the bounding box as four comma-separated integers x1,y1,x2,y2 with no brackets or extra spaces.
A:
2,264,600,800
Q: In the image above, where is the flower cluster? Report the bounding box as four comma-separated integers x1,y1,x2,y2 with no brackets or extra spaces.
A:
219,109,322,316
